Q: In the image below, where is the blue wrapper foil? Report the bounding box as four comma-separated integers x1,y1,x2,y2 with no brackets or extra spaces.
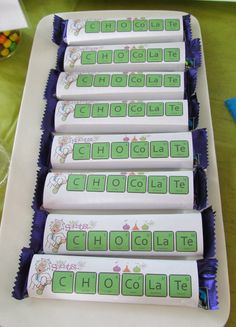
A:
30,210,48,253
12,247,34,300
185,38,201,69
198,259,219,310
38,129,53,170
192,128,208,169
193,167,207,210
56,41,67,71
185,68,198,99
188,93,200,130
31,168,49,211
44,69,60,101
202,207,216,258
52,14,192,46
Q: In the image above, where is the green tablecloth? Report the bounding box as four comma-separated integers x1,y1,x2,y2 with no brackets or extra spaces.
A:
0,0,235,325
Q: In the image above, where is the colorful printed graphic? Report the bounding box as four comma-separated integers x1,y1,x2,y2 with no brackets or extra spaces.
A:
46,219,66,253
29,258,52,295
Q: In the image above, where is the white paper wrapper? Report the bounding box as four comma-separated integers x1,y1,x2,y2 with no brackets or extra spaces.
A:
50,132,193,170
27,254,198,307
42,171,194,210
63,42,185,72
56,71,184,100
54,99,189,133
65,16,184,45
43,212,203,257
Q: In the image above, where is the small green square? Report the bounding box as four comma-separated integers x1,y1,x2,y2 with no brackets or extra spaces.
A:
122,274,144,296
176,231,197,252
131,231,152,251
150,141,169,158
170,141,189,158
146,102,164,116
164,48,180,62
81,51,96,65
148,176,167,194
146,74,162,87
164,74,181,87
127,175,147,193
66,231,87,251
94,74,110,87
92,142,110,160
74,104,91,118
165,19,180,31
117,20,132,32
169,176,189,194
67,174,86,191
149,19,164,31
73,143,91,160
92,103,109,117
111,142,129,159
107,175,126,193
131,141,149,158
101,20,116,32
130,49,146,63
110,103,127,117
75,272,97,294
133,19,148,32
85,21,100,33
165,102,183,116
147,48,163,62
77,74,93,87
88,231,108,251
52,271,74,293
169,275,192,298
86,175,106,192
114,49,129,63
109,231,130,251
128,102,145,117
145,274,167,297
128,74,145,87
111,74,128,87
153,231,174,252
98,273,120,295
97,50,113,64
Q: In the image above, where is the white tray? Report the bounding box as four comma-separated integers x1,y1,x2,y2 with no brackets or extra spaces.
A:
0,10,230,327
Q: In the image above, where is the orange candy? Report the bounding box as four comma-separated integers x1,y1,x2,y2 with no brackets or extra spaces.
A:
3,39,12,48
0,34,7,44
1,48,10,57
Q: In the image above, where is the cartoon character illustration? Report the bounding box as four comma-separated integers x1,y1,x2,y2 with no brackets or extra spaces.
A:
29,259,51,295
66,48,81,68
46,219,66,253
57,102,75,121
62,72,77,89
54,136,73,164
47,173,67,194
70,19,85,36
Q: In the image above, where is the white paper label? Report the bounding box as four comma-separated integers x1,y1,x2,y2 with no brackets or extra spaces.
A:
42,171,194,210
56,71,184,101
65,16,184,45
54,99,189,134
63,42,185,72
43,212,203,257
50,132,193,170
27,254,198,307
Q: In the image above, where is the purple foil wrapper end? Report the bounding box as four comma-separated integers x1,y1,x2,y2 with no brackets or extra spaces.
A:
198,259,219,310
44,69,60,101
38,130,53,169
183,14,192,43
188,93,200,130
194,167,208,210
41,98,58,132
30,210,48,253
192,128,208,169
52,15,68,46
186,38,201,69
31,168,48,211
184,68,198,99
56,42,67,71
202,207,216,258
12,247,34,300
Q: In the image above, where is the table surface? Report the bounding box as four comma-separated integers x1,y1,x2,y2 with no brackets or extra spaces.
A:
0,0,235,326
